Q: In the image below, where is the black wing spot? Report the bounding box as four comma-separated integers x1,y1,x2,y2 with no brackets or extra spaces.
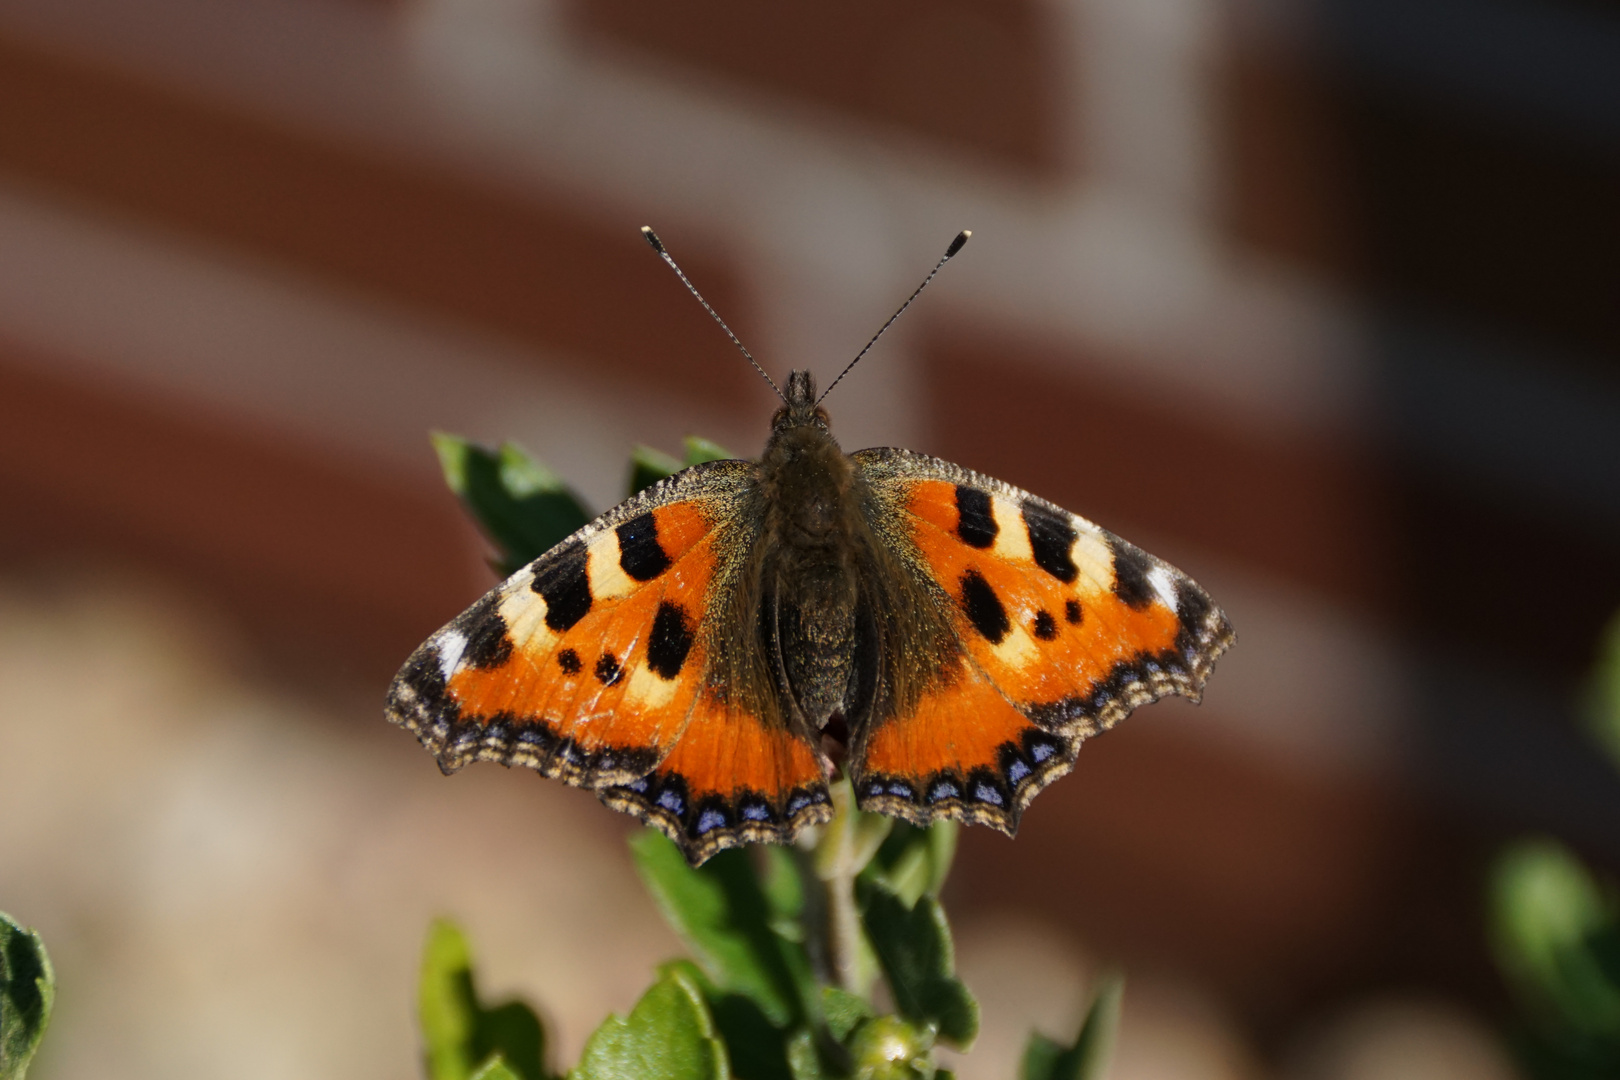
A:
1033,609,1058,641
954,485,998,548
616,512,672,581
533,543,592,631
1173,580,1213,652
557,648,582,675
595,652,623,686
1064,599,1083,625
1021,502,1078,583
960,569,1011,644
1112,545,1156,611
647,602,695,680
459,594,513,669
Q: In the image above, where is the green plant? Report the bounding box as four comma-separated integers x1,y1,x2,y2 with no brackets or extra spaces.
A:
0,911,54,1080
418,435,1125,1080
1489,611,1620,1079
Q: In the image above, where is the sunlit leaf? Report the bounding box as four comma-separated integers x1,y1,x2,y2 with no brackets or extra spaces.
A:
682,437,734,466
432,434,591,574
627,438,735,497
1019,976,1123,1080
628,445,685,497
420,919,548,1080
785,1029,823,1080
658,960,795,1080
0,912,53,1080
571,966,728,1080
760,846,808,944
1586,610,1620,773
1492,840,1620,1039
630,831,816,1028
858,881,977,1049
472,1060,523,1080
862,822,958,908
821,987,875,1043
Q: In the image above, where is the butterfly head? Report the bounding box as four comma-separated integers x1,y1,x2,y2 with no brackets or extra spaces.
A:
772,369,831,434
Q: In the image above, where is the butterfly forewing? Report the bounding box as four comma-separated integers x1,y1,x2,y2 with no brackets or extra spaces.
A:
389,456,836,864
847,449,1234,832
389,461,749,786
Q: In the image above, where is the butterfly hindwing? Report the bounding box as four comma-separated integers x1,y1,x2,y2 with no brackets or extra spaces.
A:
846,448,1235,832
600,692,832,865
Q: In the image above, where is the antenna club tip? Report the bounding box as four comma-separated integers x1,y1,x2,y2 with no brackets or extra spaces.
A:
945,230,971,259
641,226,666,254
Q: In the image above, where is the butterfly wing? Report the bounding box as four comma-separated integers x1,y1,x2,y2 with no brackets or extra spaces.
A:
847,448,1235,832
387,459,832,863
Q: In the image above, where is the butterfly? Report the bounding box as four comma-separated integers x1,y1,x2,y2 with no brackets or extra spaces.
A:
387,228,1235,865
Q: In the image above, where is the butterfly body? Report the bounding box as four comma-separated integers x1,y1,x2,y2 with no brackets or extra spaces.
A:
388,369,1234,864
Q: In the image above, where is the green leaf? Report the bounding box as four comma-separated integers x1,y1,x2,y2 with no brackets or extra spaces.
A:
1019,976,1124,1080
858,880,978,1049
433,434,591,574
821,987,875,1043
472,1060,524,1080
1586,609,1620,774
0,913,54,1080
627,438,735,497
420,919,549,1080
682,437,733,466
628,445,685,497
659,961,796,1080
760,846,808,944
1491,840,1620,1039
862,822,958,908
785,1030,828,1080
630,832,815,1028
571,966,729,1080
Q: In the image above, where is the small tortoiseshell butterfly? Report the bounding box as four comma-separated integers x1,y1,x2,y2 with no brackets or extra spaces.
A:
388,229,1234,865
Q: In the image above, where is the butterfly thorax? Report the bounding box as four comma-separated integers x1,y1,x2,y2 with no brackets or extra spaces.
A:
755,370,865,736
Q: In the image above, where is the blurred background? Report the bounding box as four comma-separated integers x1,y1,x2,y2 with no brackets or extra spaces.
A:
1,0,1617,1076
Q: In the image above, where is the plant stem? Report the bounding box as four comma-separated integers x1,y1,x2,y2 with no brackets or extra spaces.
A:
816,779,886,995
827,786,863,992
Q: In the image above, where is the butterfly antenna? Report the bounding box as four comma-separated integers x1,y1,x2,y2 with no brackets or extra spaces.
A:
642,226,785,403
817,229,970,405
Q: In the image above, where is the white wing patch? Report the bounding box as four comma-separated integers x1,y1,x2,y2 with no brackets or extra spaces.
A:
436,629,468,681
1147,564,1180,613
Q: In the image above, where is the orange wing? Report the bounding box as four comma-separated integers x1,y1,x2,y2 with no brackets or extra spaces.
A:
847,449,1234,833
386,459,831,863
